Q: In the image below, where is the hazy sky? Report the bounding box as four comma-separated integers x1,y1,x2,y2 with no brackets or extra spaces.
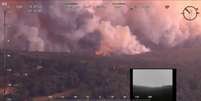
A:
133,69,172,87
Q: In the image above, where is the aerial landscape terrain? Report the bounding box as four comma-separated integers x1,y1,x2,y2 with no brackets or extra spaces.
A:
133,85,173,101
0,0,201,101
0,48,201,101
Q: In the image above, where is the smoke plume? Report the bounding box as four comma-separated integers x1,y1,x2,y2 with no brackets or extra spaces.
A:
1,0,201,55
96,21,150,55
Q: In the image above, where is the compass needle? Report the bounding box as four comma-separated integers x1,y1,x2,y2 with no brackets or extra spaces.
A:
185,8,191,14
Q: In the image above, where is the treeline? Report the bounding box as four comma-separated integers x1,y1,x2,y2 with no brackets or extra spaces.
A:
0,51,130,100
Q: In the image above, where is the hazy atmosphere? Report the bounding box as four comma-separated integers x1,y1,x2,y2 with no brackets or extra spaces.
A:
133,69,173,87
1,0,201,56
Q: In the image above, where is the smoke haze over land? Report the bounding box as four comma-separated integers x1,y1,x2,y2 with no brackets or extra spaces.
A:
0,0,201,55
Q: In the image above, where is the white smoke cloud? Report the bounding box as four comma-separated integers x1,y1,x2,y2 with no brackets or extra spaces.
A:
96,21,150,55
19,25,44,51
1,0,201,55
96,1,201,48
128,1,201,48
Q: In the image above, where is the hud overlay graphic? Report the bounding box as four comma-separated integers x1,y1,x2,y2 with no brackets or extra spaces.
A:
0,0,201,101
131,69,176,101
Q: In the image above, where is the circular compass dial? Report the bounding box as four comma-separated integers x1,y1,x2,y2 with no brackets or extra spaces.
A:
182,6,199,21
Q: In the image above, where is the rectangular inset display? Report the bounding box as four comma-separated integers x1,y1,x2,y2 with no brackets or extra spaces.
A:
130,68,176,101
